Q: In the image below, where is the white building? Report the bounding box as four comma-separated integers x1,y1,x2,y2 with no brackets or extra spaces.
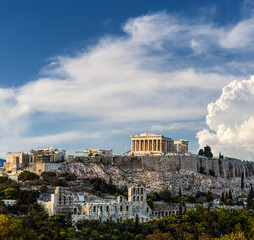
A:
39,186,151,223
2,199,17,206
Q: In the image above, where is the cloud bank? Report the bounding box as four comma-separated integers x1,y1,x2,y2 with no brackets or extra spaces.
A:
197,76,254,161
0,12,254,156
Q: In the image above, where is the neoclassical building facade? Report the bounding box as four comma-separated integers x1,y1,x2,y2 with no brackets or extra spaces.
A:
130,133,188,156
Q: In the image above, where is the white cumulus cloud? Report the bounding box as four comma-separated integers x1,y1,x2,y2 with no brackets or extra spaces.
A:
197,76,254,161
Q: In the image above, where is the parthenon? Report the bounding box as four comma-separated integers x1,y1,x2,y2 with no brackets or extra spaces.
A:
130,133,188,156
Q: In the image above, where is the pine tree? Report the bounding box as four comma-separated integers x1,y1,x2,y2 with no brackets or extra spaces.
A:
198,149,204,156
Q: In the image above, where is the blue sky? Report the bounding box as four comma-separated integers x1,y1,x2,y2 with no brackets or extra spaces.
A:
1,0,254,159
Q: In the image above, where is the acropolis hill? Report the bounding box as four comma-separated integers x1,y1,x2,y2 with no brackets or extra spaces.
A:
2,133,254,199
2,133,254,179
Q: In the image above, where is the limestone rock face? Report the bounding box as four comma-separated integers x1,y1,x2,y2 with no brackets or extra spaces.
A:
55,159,254,198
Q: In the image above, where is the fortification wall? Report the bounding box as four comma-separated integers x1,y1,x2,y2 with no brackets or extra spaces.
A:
112,156,143,170
110,155,254,178
3,152,254,179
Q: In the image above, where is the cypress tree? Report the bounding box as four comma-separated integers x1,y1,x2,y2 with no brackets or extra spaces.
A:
228,190,233,200
241,171,244,189
178,187,182,198
221,192,225,203
247,185,254,209
225,191,229,201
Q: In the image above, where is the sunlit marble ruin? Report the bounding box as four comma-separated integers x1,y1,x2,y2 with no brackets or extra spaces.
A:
130,133,188,156
3,147,66,173
83,148,113,157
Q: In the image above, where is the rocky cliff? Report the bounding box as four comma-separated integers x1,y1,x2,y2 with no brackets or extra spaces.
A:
55,157,254,199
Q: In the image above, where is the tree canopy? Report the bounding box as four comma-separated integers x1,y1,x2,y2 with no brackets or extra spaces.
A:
19,170,39,182
198,145,213,158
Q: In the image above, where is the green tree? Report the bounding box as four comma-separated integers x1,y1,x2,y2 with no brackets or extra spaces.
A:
178,187,182,198
65,173,77,181
41,171,57,179
19,170,39,181
221,192,225,203
4,187,19,199
0,214,37,239
187,195,197,203
198,149,204,156
226,199,233,206
160,187,171,203
40,184,48,193
147,198,153,209
198,146,213,158
204,145,213,158
247,185,254,209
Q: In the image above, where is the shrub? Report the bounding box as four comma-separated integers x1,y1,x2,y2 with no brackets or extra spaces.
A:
18,171,39,182
40,184,48,193
209,169,215,177
41,171,57,179
186,195,197,203
65,173,77,181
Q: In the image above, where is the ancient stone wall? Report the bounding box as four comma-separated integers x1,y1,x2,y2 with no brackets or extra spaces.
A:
3,152,254,179
109,155,254,178
112,156,143,170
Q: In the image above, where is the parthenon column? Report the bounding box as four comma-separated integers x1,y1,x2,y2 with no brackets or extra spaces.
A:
131,140,134,151
139,140,142,151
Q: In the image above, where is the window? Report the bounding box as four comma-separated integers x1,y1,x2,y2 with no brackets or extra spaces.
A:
141,188,143,194
100,206,103,212
141,196,143,201
93,206,96,212
137,196,139,201
106,206,109,212
120,206,123,211
126,206,129,211
133,196,135,201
